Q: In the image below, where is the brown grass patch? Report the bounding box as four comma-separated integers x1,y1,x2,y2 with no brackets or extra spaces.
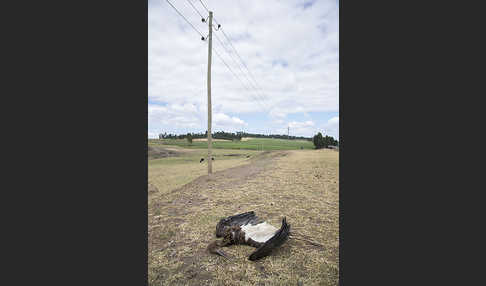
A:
148,149,339,285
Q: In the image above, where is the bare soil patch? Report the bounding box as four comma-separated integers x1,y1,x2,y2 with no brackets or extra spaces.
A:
148,146,181,160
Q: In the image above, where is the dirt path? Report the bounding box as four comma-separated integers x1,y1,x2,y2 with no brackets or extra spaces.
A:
171,151,287,195
149,151,287,251
148,149,339,286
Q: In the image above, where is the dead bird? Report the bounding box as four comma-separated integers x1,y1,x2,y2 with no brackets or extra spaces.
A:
207,211,290,261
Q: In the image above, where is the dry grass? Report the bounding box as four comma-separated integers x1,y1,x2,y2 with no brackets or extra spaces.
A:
148,149,339,285
148,148,259,196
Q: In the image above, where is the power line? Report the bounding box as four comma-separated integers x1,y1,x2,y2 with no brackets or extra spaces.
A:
212,32,270,110
212,48,248,91
212,47,261,104
163,0,208,121
165,0,268,111
213,52,268,111
185,0,205,19
212,46,267,111
213,33,254,90
198,0,221,26
197,0,210,14
165,0,204,37
220,28,267,101
213,34,257,88
197,0,269,105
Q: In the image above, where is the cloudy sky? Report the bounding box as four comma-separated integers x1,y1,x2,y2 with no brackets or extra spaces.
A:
148,0,339,139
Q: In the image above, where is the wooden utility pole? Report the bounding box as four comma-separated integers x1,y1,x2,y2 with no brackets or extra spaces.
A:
207,11,213,175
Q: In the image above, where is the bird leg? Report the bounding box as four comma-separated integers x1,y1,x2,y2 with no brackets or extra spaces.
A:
289,231,325,249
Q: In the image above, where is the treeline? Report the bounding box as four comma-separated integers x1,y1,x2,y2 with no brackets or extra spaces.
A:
313,132,339,149
159,132,206,140
158,131,312,141
236,132,311,141
158,131,242,141
158,131,339,147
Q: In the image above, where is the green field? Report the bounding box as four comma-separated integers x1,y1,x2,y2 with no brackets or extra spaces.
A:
148,137,314,151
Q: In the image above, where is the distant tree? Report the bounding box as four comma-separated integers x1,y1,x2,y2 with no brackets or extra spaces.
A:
324,135,338,148
158,133,163,140
313,133,339,149
323,135,331,148
313,132,324,149
187,133,193,144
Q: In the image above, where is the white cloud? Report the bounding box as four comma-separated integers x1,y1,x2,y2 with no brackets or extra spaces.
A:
289,120,315,128
148,103,247,134
148,131,158,139
322,116,339,139
170,103,198,113
213,113,248,129
148,103,201,130
273,120,316,137
328,116,339,125
149,0,338,134
269,106,307,119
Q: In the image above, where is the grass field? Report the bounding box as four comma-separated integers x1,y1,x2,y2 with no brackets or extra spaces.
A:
148,143,339,285
149,137,314,151
148,146,261,196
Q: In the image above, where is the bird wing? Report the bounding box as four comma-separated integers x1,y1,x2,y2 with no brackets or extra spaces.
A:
248,217,290,261
213,212,291,261
215,211,264,237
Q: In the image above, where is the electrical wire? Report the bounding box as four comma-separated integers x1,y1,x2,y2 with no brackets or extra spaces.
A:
212,46,267,111
220,28,267,101
196,0,269,104
165,0,269,111
212,32,270,109
165,0,204,37
185,0,205,19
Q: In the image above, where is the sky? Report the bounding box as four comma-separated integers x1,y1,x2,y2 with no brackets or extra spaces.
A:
148,0,339,139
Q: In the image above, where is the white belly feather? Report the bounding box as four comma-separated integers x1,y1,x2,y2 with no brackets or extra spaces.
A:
241,222,278,243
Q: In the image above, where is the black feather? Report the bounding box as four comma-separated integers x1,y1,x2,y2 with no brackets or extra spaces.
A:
248,217,290,261
215,211,264,237
211,212,290,261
